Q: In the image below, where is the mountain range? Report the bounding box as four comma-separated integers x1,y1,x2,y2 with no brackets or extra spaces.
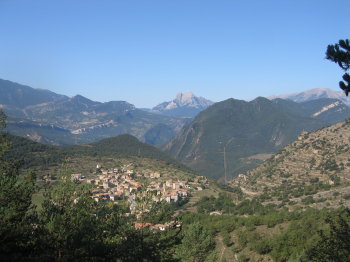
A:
0,79,196,145
162,96,350,180
3,78,350,181
269,87,350,106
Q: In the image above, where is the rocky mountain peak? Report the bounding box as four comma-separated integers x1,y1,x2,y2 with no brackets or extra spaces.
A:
152,91,214,117
174,91,195,104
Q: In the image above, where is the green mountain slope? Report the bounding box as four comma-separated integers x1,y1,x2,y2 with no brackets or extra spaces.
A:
143,123,177,145
5,132,192,173
163,97,327,180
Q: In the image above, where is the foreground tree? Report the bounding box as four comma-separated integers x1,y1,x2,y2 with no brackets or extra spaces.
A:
306,208,350,261
326,39,350,96
0,110,39,260
176,222,216,262
0,110,183,261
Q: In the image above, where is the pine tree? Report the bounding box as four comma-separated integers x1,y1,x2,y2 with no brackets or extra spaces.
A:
326,39,350,96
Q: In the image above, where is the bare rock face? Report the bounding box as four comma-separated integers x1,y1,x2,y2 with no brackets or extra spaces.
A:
152,91,214,117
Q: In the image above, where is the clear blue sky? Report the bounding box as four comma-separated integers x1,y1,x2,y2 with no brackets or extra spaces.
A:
0,0,349,108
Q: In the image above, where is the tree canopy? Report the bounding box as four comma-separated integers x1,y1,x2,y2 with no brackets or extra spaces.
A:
326,39,350,96
307,208,350,262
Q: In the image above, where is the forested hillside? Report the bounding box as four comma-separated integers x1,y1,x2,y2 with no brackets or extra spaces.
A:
163,97,327,180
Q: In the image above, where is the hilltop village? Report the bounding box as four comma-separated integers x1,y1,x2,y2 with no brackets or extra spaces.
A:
71,163,208,214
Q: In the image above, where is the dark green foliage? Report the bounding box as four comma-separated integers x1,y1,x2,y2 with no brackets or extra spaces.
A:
237,230,249,248
30,174,181,261
3,132,193,173
1,167,181,261
263,180,332,201
196,194,276,216
143,201,176,224
0,111,183,261
329,174,341,185
179,208,337,261
251,239,272,254
307,208,350,262
302,196,315,205
0,110,6,129
196,194,238,214
37,177,181,261
264,209,330,261
326,39,350,95
238,253,250,262
221,231,233,247
320,158,339,171
0,111,39,261
176,222,216,262
217,183,243,195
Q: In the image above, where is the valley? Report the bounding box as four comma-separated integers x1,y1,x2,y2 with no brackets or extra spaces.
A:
2,2,350,261
3,116,350,261
2,80,350,262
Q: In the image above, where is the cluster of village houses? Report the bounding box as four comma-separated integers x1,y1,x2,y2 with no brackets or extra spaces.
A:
71,165,208,230
71,164,208,214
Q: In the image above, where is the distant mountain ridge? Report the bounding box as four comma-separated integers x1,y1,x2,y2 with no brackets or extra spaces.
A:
0,79,187,145
271,98,350,124
162,97,329,180
151,91,214,117
269,88,350,106
3,76,350,173
0,79,68,109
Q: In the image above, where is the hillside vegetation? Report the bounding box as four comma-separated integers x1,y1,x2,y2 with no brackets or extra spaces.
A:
4,132,192,174
232,119,350,210
3,110,350,261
